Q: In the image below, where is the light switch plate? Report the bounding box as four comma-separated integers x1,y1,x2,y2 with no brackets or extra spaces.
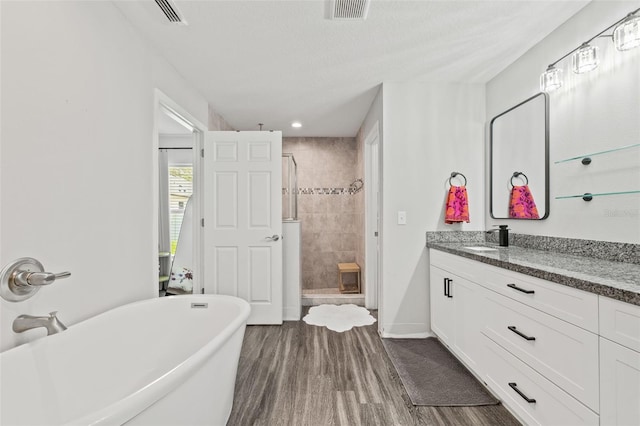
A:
398,211,407,225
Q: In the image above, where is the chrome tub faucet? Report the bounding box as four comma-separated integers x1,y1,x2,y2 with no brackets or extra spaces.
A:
13,311,67,335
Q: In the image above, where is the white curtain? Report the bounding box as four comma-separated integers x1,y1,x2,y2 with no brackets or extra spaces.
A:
167,196,194,294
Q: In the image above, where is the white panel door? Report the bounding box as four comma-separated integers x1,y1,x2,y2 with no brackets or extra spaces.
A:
203,131,282,324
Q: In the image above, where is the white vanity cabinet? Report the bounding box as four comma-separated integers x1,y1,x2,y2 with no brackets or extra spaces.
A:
429,249,611,425
429,251,487,375
599,297,640,426
430,265,455,345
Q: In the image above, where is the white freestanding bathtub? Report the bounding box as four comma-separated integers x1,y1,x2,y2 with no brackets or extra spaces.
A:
0,295,250,426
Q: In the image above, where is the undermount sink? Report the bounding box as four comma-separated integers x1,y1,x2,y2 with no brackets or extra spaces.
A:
463,246,498,252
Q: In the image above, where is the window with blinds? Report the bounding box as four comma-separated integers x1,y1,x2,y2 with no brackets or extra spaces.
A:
169,166,193,254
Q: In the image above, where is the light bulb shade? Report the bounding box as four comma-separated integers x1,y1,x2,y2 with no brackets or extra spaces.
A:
572,44,599,74
540,66,563,92
613,14,640,51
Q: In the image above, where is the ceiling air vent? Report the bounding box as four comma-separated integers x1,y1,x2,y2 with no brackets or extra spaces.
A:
154,0,187,24
329,0,370,20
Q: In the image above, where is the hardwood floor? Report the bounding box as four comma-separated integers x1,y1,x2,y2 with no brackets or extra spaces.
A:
227,313,520,426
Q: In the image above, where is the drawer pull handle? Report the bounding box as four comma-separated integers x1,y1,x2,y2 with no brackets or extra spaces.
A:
509,382,536,404
508,326,536,341
507,283,535,294
443,278,453,298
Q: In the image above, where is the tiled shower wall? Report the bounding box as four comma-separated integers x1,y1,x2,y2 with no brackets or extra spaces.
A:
283,137,364,291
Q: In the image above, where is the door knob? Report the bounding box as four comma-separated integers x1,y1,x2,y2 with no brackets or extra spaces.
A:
265,235,280,242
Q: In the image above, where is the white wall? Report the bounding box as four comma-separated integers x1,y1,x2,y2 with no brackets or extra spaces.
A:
486,1,640,243
360,86,384,150
379,82,485,337
358,86,383,311
0,1,208,351
282,221,301,321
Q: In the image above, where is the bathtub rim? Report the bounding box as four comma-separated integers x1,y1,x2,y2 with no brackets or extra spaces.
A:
74,294,249,426
1,294,250,426
72,294,249,426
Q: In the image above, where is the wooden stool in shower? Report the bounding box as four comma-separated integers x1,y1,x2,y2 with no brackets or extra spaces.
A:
338,263,361,294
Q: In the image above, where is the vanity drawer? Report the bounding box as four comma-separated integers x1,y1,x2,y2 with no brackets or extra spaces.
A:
482,334,599,426
483,290,599,412
600,296,640,352
479,263,599,333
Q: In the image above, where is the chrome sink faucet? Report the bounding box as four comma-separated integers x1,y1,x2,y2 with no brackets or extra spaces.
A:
13,311,67,335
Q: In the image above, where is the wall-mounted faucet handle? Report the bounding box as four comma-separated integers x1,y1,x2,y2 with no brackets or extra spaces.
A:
1,258,72,302
14,270,71,287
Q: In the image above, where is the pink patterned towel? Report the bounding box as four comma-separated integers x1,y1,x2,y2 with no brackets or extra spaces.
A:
509,185,540,219
445,186,470,224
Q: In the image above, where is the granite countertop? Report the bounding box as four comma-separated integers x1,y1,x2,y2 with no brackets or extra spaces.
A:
427,241,640,306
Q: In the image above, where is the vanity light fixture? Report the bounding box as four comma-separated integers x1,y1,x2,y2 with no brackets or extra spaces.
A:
291,121,302,128
572,43,599,74
540,65,563,92
614,12,640,51
539,7,639,92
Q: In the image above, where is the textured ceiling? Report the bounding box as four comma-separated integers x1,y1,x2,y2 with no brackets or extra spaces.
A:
116,0,589,136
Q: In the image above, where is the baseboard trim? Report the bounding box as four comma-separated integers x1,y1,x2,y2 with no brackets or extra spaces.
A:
378,323,433,339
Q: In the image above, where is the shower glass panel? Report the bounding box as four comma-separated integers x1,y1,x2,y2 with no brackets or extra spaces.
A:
282,153,298,220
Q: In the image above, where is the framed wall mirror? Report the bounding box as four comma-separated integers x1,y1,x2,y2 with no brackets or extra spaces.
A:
490,92,549,220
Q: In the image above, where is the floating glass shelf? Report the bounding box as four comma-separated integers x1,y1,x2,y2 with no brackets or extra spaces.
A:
554,143,640,164
556,190,640,201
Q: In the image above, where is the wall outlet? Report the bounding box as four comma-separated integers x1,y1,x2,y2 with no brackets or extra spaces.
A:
398,211,407,225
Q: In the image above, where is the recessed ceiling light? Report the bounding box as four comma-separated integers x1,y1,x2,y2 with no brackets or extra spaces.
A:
291,122,302,128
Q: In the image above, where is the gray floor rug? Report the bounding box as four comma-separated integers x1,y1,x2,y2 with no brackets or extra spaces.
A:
382,337,499,407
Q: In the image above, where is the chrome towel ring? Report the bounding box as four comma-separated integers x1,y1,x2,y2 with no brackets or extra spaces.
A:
511,171,529,187
449,172,467,186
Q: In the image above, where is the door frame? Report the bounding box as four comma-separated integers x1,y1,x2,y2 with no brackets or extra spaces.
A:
153,89,207,295
364,121,380,310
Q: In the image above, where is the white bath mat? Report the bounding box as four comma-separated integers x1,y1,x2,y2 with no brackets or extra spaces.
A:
302,304,376,332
